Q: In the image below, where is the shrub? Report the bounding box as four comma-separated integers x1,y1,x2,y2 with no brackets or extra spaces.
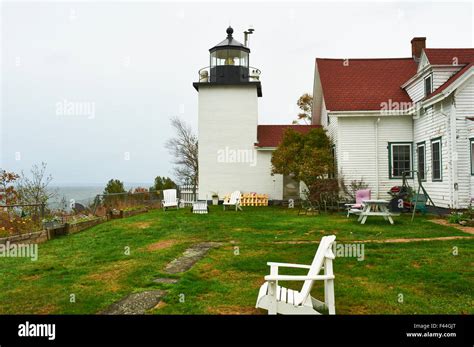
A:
271,128,337,209
447,212,470,224
341,177,369,201
0,212,38,236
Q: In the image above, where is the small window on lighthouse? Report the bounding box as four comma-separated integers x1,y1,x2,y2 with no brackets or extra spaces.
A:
211,50,248,67
228,50,239,65
241,52,248,67
211,50,227,66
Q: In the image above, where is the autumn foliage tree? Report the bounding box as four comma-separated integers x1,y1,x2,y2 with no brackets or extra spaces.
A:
0,170,20,205
292,93,313,124
0,170,36,235
271,128,338,209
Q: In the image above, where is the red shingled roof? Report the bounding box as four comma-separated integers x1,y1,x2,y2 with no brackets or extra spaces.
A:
316,58,417,111
424,48,474,65
256,125,321,148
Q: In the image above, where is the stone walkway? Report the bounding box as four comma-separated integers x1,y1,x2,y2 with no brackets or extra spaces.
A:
101,290,167,315
101,241,223,314
164,242,223,274
153,278,179,284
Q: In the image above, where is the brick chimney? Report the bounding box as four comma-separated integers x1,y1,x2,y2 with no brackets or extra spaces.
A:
411,37,426,61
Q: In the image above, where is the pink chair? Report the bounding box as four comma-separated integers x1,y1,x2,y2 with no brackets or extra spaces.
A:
345,189,371,217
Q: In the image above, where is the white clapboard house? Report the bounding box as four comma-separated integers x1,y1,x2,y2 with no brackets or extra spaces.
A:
313,38,474,208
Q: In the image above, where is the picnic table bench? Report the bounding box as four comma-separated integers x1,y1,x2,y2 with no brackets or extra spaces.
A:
351,199,398,224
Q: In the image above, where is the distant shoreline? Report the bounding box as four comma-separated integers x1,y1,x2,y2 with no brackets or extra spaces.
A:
47,183,153,210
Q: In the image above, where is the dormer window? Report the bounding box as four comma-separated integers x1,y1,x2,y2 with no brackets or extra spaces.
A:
424,74,433,97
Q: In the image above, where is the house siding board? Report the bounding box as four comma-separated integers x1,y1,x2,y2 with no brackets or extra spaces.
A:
322,99,337,144
378,117,414,194
338,117,376,191
321,99,338,173
413,102,452,207
433,66,462,90
469,116,474,202
337,116,413,200
455,76,474,204
406,78,425,103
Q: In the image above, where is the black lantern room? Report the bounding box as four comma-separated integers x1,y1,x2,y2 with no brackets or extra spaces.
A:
193,26,262,97
209,26,250,83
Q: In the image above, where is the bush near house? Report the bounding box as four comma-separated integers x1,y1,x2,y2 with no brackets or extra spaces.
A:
271,127,338,209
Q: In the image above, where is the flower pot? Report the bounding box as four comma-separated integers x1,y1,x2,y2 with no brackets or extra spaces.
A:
212,197,218,205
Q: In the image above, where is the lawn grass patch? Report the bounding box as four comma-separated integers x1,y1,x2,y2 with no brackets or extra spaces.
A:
0,207,472,314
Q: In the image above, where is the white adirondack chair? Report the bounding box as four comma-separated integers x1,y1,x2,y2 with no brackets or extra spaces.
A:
223,191,242,211
255,235,336,315
162,189,179,210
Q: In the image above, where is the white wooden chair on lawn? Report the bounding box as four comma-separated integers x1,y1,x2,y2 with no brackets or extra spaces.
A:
256,235,336,315
162,189,179,210
223,191,242,211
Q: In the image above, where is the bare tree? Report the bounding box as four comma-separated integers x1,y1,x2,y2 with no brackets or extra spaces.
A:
16,162,57,205
165,116,198,186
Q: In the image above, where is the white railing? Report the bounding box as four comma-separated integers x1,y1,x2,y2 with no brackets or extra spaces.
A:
197,66,261,82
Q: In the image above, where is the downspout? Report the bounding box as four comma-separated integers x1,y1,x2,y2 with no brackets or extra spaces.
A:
450,98,459,209
375,117,380,198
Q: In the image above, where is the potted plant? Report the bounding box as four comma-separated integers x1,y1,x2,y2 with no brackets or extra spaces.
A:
211,192,219,206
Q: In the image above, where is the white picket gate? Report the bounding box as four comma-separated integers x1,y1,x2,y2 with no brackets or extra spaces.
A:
179,185,198,206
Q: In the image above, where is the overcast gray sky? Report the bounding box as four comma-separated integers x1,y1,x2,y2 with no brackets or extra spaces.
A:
1,1,473,185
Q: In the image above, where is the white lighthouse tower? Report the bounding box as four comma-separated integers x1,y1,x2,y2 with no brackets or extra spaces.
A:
193,26,268,201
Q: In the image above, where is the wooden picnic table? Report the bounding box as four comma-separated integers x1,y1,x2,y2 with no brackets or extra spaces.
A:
357,199,396,225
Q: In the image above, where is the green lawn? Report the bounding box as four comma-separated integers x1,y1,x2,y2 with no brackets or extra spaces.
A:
0,207,472,314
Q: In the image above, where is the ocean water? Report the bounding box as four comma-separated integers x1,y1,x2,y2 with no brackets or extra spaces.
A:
47,183,152,210
48,186,104,209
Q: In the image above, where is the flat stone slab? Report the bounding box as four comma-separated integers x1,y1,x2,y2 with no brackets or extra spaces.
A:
101,290,167,315
164,242,222,274
153,278,179,284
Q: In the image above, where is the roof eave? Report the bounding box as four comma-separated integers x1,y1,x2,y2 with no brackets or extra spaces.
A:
254,146,276,151
328,109,413,116
401,64,432,88
422,65,474,108
402,64,466,89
